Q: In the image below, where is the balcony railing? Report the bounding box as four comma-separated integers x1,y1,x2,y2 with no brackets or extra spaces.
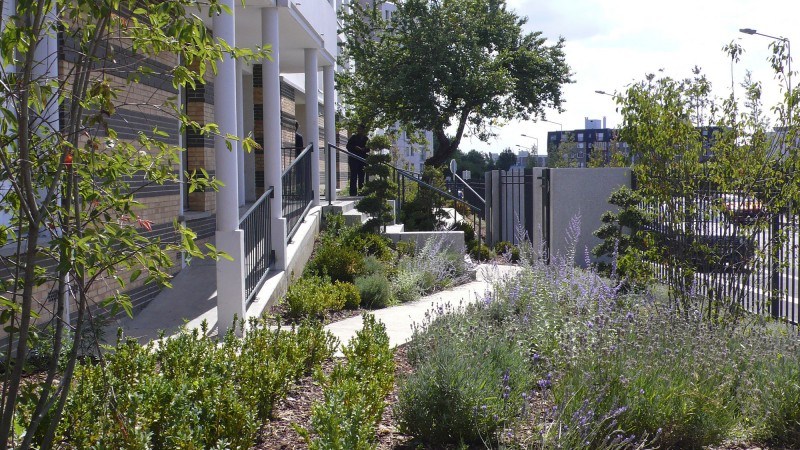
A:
283,143,314,241
239,187,274,304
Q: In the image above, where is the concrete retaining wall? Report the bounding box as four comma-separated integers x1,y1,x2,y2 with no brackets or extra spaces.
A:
384,231,465,255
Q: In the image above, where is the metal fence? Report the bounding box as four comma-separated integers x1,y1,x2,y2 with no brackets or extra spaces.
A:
484,169,536,246
239,187,273,304
283,143,314,241
642,188,799,325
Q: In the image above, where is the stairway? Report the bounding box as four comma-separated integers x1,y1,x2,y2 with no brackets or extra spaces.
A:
321,199,466,253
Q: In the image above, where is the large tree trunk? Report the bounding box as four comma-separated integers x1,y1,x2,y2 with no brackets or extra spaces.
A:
426,129,458,166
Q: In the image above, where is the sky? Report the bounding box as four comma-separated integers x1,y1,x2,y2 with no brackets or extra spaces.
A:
458,0,800,156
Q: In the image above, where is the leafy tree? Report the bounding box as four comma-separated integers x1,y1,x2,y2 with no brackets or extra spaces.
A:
452,149,489,178
618,45,798,321
494,148,517,171
0,0,266,447
338,0,571,166
546,140,576,168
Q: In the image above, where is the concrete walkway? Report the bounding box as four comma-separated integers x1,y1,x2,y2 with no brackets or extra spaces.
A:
325,263,521,354
106,200,521,348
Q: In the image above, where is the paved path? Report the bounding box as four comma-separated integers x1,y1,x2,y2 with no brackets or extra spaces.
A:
325,263,522,354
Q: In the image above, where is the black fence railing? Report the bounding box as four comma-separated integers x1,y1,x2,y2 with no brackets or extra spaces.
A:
281,146,302,172
641,188,798,325
239,187,273,304
283,143,314,241
327,144,484,247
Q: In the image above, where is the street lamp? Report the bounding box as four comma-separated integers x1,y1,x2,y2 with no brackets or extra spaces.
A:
740,28,792,123
520,134,539,153
539,118,562,131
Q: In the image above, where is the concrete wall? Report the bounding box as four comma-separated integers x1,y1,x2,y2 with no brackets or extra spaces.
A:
548,168,631,267
385,231,465,255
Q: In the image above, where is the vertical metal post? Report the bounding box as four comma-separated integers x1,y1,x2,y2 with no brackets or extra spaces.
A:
771,212,781,319
524,168,534,242
542,168,551,264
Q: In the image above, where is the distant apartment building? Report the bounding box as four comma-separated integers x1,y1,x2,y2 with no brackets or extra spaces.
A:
391,128,433,173
546,117,629,167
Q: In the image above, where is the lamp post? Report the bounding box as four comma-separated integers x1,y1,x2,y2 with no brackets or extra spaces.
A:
520,134,539,154
540,118,562,131
740,28,792,124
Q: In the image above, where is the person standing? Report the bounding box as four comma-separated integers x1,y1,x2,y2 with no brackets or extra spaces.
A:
346,123,369,196
294,121,304,156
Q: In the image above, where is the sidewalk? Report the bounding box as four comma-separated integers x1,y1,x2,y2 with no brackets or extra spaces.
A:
325,263,521,354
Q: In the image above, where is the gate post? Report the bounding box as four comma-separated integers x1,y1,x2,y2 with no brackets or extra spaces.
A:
524,168,534,243
541,168,551,264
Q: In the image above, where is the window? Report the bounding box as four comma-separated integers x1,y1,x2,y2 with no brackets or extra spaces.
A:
596,132,604,141
577,143,584,149
577,133,584,142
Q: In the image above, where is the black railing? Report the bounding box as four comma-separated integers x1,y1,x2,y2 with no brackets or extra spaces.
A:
641,188,798,325
281,146,302,171
283,143,314,241
327,144,484,246
239,187,274,304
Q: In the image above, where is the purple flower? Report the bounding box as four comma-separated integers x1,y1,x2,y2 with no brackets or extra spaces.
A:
626,311,634,322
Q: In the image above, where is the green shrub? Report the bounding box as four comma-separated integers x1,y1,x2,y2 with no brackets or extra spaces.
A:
451,221,475,244
61,330,257,449
57,319,334,450
357,232,394,261
361,255,388,276
303,315,395,450
335,281,362,310
398,327,533,445
392,268,423,303
494,241,520,262
395,240,416,257
468,240,490,261
735,332,800,445
285,276,349,319
306,243,365,283
354,273,394,309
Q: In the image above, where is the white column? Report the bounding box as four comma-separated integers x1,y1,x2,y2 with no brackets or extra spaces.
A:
213,2,246,337
236,60,246,206
262,7,287,270
323,65,336,202
243,74,256,202
304,48,320,206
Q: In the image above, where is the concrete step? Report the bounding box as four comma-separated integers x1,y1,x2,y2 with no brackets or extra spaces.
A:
383,223,405,233
321,199,359,215
343,209,368,226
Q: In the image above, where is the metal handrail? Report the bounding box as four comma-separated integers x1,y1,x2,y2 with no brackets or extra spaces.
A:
452,172,485,205
283,143,313,177
239,187,272,227
328,144,482,213
283,143,314,241
239,186,274,304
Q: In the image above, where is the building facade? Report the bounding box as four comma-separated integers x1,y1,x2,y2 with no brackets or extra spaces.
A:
1,0,340,337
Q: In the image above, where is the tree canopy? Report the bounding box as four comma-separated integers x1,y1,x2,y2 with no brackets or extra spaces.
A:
495,148,517,171
338,0,572,166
